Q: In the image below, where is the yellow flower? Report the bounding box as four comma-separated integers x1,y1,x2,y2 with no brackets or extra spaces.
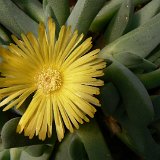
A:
0,18,105,141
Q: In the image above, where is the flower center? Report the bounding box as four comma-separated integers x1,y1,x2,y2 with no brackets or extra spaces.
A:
36,68,62,94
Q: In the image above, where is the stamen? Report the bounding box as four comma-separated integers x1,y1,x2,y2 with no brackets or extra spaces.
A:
36,67,62,94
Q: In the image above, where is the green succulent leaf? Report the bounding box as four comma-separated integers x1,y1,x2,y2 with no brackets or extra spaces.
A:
116,129,138,154
137,68,160,89
43,0,70,26
66,0,105,35
19,145,53,160
0,25,11,45
0,0,38,37
1,118,57,149
100,83,120,116
90,0,150,32
0,150,10,160
0,145,53,160
120,118,160,159
69,136,89,160
104,0,134,43
147,44,160,65
10,148,22,160
54,119,112,160
0,109,13,133
103,61,154,126
148,52,160,64
53,134,89,160
43,0,60,36
130,0,160,30
99,12,160,59
113,52,157,72
151,95,160,120
12,0,45,23
114,108,160,159
112,52,143,66
154,58,160,66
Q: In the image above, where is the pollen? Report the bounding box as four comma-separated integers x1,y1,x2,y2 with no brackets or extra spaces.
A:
36,67,62,94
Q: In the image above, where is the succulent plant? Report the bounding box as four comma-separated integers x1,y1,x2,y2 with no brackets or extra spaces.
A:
0,0,160,160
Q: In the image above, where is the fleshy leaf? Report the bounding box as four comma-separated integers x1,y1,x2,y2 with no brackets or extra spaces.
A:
43,0,70,26
54,119,112,160
66,0,105,35
104,0,134,43
0,25,11,45
1,118,56,149
0,109,14,133
112,106,160,159
0,150,10,160
0,0,38,36
10,148,22,160
130,0,160,30
151,95,160,120
0,145,53,160
99,12,160,59
120,117,160,159
19,145,53,160
103,61,154,126
90,0,150,32
113,52,157,72
137,68,160,89
100,83,120,116
12,0,45,23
